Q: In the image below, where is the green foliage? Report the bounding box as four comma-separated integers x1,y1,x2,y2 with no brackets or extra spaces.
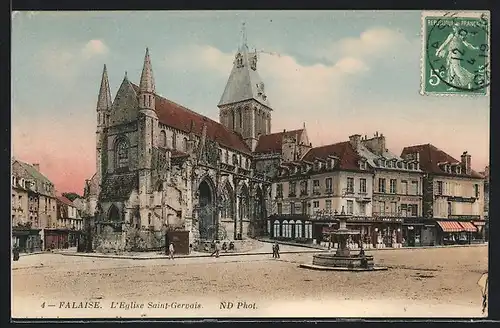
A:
62,192,82,201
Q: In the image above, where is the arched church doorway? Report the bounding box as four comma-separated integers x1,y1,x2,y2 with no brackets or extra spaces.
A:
198,180,215,240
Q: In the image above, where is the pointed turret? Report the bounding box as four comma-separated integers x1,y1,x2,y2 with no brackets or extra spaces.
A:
97,64,112,111
139,47,155,95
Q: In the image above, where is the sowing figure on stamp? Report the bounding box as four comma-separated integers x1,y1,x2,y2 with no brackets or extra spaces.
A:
435,23,479,89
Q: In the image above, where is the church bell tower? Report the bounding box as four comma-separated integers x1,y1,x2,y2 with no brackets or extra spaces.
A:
218,23,273,152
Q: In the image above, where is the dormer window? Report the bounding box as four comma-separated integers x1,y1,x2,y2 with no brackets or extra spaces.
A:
232,154,238,166
328,158,334,169
397,161,403,169
456,166,462,174
388,161,392,168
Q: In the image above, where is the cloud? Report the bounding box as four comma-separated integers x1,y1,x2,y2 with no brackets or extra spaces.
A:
39,39,110,81
82,39,109,59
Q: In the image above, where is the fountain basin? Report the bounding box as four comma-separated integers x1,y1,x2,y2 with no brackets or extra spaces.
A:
300,253,388,272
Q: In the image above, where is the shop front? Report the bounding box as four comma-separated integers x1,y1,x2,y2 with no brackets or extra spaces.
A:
268,215,313,243
44,228,70,250
369,217,403,248
12,227,42,253
402,218,435,246
472,220,487,242
436,221,469,245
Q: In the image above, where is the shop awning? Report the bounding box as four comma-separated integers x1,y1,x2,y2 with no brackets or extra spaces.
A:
473,221,486,226
437,221,464,233
459,222,478,232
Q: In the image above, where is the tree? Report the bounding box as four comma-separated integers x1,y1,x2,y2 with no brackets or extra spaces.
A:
62,192,82,201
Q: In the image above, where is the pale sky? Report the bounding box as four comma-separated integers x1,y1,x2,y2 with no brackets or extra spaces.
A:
11,10,490,194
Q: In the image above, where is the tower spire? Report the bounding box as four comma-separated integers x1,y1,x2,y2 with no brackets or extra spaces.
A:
240,22,248,50
96,64,112,111
139,47,155,94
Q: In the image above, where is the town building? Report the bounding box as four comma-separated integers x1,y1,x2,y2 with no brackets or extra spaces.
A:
83,32,297,252
401,145,485,245
479,165,489,241
268,137,374,246
268,132,426,249
11,159,57,251
44,196,84,249
354,133,425,247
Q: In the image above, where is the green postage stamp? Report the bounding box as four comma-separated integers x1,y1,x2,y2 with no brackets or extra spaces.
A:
421,11,490,95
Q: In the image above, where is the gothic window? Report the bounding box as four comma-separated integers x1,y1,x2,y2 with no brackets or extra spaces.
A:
225,150,229,163
160,130,167,147
239,110,243,128
183,137,188,151
232,154,238,166
172,132,177,149
116,138,129,169
232,111,235,130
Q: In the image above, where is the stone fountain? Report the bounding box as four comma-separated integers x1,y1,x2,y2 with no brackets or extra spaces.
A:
301,209,387,272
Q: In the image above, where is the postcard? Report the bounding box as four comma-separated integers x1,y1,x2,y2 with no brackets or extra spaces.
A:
11,10,489,320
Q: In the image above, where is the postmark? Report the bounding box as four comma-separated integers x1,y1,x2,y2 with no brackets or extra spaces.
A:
421,11,490,95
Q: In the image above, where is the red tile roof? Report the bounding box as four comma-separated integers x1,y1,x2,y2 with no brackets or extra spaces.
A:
56,195,74,207
254,129,304,154
302,141,362,171
401,144,483,179
131,84,251,154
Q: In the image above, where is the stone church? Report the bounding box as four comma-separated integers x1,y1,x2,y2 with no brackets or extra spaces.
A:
83,33,308,251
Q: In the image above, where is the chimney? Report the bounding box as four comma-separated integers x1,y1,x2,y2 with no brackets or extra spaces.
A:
461,151,471,175
33,163,40,171
283,129,286,133
349,134,362,150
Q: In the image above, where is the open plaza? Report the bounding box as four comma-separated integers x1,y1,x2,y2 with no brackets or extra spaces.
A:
12,242,487,318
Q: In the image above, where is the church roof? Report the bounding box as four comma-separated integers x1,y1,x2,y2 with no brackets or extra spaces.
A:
130,83,251,154
254,129,304,154
218,43,271,108
401,144,483,179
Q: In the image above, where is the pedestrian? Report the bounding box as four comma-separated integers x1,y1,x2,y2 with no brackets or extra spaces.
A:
274,241,280,259
272,243,276,258
211,241,220,258
13,245,20,261
168,242,175,260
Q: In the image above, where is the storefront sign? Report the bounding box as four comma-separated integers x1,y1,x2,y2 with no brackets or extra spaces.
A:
400,196,420,202
447,196,476,203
